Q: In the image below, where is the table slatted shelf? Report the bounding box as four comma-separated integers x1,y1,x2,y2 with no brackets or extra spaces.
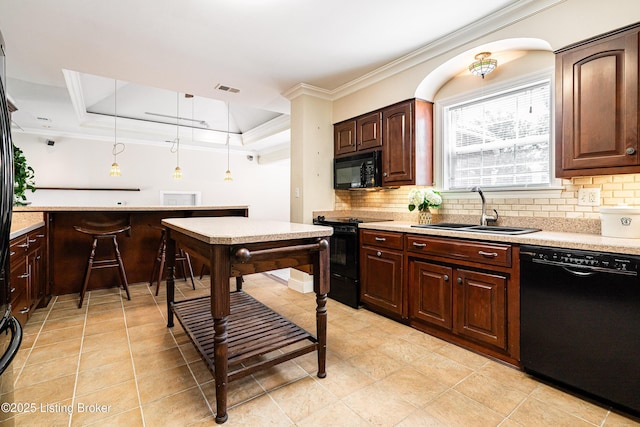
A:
172,291,318,382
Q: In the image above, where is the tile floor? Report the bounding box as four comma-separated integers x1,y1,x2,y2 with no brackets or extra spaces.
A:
1,273,639,426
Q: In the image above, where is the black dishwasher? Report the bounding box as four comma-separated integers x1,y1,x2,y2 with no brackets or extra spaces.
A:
520,245,640,416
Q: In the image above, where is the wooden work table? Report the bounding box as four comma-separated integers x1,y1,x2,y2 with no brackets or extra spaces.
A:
161,217,332,424
14,205,248,296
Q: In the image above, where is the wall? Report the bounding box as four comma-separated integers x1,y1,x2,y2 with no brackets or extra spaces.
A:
12,133,291,221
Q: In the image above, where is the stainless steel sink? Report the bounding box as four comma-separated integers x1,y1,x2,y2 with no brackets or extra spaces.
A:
412,223,541,235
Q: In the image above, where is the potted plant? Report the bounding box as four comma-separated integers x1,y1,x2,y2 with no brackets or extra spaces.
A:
13,142,36,206
408,188,442,224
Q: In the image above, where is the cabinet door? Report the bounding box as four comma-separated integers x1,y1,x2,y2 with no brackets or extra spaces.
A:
360,246,404,316
334,119,357,156
382,101,414,185
28,246,44,307
356,112,382,151
409,260,452,330
557,29,639,175
453,269,507,350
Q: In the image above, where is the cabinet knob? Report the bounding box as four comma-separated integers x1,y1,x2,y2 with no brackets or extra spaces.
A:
376,251,382,257
443,275,449,281
457,277,463,285
626,147,636,155
383,172,388,177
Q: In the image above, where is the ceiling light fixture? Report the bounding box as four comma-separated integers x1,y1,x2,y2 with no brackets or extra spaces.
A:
172,92,182,179
110,79,125,176
469,52,497,79
224,102,232,182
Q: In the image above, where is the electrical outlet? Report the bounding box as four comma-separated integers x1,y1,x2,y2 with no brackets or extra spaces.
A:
578,188,600,206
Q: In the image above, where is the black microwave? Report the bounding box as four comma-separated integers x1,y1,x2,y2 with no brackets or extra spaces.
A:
334,151,382,190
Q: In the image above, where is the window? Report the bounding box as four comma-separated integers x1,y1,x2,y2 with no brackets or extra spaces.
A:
443,80,551,190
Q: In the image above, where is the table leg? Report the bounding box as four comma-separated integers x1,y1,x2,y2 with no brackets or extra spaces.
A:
214,316,229,424
316,292,327,378
166,232,176,328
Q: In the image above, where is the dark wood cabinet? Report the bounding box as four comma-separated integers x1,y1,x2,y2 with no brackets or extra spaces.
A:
334,120,357,156
360,230,405,319
556,22,640,177
9,226,46,324
334,112,382,157
409,260,452,329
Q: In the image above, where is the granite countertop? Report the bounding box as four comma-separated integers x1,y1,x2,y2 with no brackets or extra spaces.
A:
14,205,249,212
162,217,333,245
359,221,640,256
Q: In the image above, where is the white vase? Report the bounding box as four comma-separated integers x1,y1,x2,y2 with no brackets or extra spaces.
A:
418,210,432,224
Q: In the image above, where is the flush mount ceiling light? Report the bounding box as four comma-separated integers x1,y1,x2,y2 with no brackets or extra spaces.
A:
110,79,125,177
469,52,498,79
224,102,232,182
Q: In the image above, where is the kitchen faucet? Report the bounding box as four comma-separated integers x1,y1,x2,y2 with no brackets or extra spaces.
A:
471,186,498,226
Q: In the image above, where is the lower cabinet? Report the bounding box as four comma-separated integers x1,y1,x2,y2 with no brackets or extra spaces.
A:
9,226,47,325
360,229,520,365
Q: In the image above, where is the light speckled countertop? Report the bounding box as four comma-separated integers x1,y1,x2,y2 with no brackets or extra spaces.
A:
162,217,333,245
359,221,640,255
14,205,249,212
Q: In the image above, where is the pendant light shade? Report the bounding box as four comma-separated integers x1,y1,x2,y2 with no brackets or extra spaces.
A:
469,52,498,79
224,102,232,182
110,79,124,176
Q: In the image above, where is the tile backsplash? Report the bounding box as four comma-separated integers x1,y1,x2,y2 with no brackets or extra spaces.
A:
333,174,640,234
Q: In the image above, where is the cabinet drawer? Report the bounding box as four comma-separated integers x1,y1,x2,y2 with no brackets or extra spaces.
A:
26,229,46,252
406,235,511,268
361,230,403,250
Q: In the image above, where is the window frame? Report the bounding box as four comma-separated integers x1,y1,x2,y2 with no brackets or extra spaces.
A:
435,68,560,194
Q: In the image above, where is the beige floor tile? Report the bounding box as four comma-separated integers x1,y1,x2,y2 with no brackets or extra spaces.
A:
33,324,84,347
604,411,640,426
81,329,129,353
342,381,418,426
376,336,434,364
347,348,404,380
422,389,504,427
39,313,86,333
306,359,374,399
434,342,492,370
75,358,135,396
252,360,309,391
11,398,73,426
297,401,370,427
141,386,213,427
202,376,265,408
26,338,82,365
454,372,528,416
10,374,76,406
478,360,539,394
136,363,198,405
269,376,339,422
85,407,144,426
221,393,293,427
14,354,79,388
79,344,132,371
509,396,595,427
409,351,474,387
70,379,140,426
83,316,126,336
132,346,187,378
377,366,449,408
529,383,610,425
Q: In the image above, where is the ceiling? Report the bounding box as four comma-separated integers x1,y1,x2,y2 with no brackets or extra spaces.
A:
0,0,527,157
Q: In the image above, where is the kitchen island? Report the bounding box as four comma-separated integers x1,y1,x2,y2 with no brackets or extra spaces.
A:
13,205,248,296
161,217,332,424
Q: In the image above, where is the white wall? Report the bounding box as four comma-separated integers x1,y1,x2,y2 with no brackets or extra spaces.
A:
12,133,291,221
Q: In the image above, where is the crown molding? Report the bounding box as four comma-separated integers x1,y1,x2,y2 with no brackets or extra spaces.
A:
282,83,333,101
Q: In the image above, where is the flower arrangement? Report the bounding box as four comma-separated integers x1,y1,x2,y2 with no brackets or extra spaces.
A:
13,142,36,206
408,188,442,212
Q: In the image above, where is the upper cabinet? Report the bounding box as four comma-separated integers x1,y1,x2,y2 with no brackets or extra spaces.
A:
556,23,639,178
334,98,433,187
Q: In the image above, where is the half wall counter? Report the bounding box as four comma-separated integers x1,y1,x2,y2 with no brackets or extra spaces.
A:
13,205,249,296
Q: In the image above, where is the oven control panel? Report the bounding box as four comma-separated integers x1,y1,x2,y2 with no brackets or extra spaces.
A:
522,245,639,275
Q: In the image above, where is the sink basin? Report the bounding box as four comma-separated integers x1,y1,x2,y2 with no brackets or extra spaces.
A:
411,223,540,235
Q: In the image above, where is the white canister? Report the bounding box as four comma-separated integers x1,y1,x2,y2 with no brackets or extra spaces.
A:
600,206,640,238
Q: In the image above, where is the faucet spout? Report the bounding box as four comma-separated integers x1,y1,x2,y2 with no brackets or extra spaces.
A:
471,186,498,226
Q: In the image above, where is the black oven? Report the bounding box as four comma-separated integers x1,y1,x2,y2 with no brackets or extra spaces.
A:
313,216,388,308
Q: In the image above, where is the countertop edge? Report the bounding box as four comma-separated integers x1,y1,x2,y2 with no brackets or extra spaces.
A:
10,221,45,240
13,205,249,212
359,221,640,256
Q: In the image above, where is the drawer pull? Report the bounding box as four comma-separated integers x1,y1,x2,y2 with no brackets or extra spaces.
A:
17,243,28,248
376,251,382,257
9,251,15,256
36,234,45,238
10,287,15,294
478,251,498,258
28,238,37,243
412,242,427,248
19,307,30,314
374,237,386,242
18,273,30,279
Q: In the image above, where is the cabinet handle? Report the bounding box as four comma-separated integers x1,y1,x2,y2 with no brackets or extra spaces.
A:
36,234,45,238
10,287,15,294
626,147,636,155
18,273,30,279
376,251,382,257
28,238,37,243
19,307,30,314
374,237,386,242
457,277,463,285
443,275,449,281
478,251,498,258
412,242,427,248
9,251,15,256
17,243,28,248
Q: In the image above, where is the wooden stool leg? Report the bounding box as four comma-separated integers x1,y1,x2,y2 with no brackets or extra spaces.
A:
78,237,99,308
235,276,243,292
182,250,196,290
112,235,131,301
149,233,165,287
156,239,166,296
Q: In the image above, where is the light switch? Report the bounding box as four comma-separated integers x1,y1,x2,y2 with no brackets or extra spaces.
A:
578,188,600,206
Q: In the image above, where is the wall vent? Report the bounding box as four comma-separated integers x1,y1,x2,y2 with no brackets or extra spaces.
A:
215,84,240,94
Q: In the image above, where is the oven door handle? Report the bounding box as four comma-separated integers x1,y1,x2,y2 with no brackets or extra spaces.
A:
0,316,23,376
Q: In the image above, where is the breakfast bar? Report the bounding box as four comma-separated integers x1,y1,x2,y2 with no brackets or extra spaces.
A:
161,217,332,424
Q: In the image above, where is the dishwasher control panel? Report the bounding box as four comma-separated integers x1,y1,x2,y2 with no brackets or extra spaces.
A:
521,245,639,274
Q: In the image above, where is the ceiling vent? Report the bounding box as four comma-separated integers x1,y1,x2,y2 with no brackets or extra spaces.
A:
215,84,240,94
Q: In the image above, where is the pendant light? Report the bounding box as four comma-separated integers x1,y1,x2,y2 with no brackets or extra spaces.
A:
172,92,182,179
224,102,232,182
468,52,498,79
110,79,124,176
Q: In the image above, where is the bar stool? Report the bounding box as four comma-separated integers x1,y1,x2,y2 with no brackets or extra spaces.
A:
149,227,195,296
74,225,131,308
